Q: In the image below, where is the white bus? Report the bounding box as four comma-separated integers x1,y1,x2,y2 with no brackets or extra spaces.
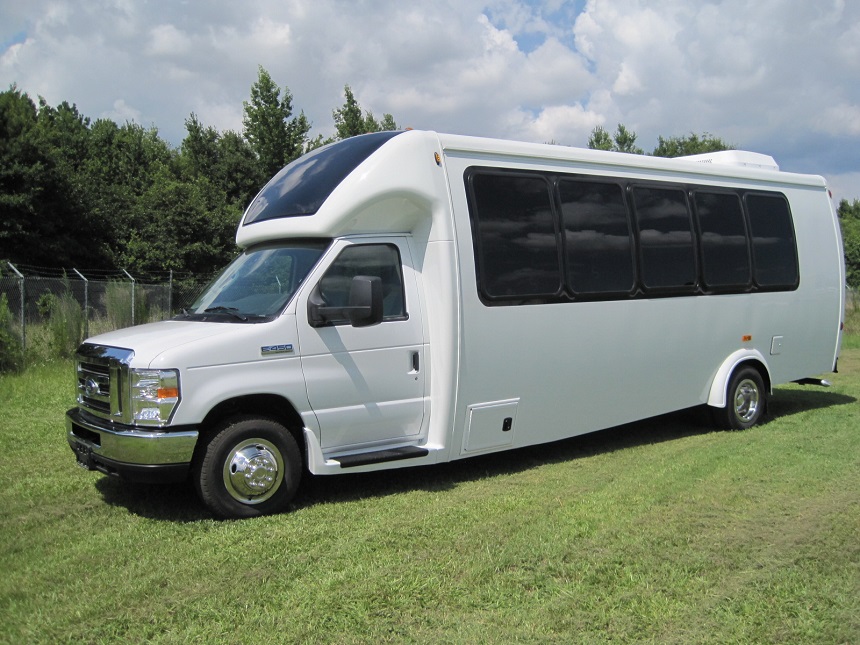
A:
67,130,845,518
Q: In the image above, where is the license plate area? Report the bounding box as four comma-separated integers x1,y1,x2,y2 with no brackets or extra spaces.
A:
70,439,96,470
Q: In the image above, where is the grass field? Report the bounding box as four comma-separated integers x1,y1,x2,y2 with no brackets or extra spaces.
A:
0,350,858,643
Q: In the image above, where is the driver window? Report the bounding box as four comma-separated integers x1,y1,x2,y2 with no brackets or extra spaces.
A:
318,244,407,324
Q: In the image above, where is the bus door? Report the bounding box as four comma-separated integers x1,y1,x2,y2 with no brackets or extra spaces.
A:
297,238,426,450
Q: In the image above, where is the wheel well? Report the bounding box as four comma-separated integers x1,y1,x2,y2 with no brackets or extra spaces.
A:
737,360,771,393
708,353,773,409
200,394,306,454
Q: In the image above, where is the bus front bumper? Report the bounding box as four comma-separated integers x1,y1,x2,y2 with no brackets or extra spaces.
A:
66,408,198,484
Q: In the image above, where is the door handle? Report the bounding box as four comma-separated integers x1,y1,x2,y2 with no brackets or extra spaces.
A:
411,351,420,373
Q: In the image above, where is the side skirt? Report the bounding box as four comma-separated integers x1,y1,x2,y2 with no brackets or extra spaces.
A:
336,446,430,468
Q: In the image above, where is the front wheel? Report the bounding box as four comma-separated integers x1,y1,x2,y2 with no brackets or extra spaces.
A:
194,416,302,519
713,366,766,430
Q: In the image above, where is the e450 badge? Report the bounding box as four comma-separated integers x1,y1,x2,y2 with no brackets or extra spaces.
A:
261,344,294,356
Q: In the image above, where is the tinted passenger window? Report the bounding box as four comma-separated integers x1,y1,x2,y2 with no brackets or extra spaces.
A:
559,180,634,294
694,192,751,289
745,193,798,288
469,172,561,299
317,244,406,324
632,186,696,290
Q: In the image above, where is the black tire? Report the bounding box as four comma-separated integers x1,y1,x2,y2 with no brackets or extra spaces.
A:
194,416,302,519
713,366,766,430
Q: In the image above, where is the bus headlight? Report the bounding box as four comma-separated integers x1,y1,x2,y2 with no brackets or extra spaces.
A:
129,369,180,427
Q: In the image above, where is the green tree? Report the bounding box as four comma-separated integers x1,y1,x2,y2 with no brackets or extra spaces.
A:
181,113,220,178
181,114,263,210
586,124,643,154
81,119,174,268
333,85,397,140
838,198,860,289
0,72,411,277
34,99,110,267
333,85,364,139
613,124,643,154
305,132,334,152
587,125,732,158
586,125,613,151
0,87,105,267
214,129,266,209
243,66,310,178
0,86,43,264
652,133,733,157
378,113,398,131
120,167,240,276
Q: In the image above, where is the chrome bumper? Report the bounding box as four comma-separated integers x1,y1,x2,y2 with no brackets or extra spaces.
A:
66,408,198,483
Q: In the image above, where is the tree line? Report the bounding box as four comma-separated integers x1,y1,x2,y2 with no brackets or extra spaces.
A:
840,198,860,289
1,72,857,289
0,67,395,277
587,122,731,157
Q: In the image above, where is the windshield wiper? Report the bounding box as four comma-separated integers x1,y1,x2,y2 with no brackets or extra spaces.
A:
203,306,248,321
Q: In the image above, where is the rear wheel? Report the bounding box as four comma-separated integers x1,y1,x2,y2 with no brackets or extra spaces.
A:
713,366,766,430
194,416,302,519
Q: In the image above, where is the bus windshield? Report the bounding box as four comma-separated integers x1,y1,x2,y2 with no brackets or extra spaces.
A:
180,240,330,322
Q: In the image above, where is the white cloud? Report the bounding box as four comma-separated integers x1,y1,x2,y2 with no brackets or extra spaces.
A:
827,172,860,206
0,0,857,199
105,98,141,124
248,18,292,49
147,24,191,57
0,40,30,70
612,62,641,96
515,103,604,145
819,104,860,137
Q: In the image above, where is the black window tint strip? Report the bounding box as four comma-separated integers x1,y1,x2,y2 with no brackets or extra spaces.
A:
631,186,696,291
470,171,561,299
464,166,798,306
694,191,752,289
745,193,799,288
559,179,635,295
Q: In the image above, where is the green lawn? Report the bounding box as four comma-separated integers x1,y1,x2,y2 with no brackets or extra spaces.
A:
0,351,858,644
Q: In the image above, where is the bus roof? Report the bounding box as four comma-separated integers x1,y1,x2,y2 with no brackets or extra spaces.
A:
436,131,822,187
677,150,779,170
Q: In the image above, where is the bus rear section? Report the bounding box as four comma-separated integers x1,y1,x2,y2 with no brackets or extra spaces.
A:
440,136,843,455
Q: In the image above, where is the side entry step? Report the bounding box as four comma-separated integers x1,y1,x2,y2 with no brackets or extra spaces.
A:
336,446,429,469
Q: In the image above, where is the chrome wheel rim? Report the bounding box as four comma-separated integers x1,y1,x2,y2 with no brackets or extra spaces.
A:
222,438,283,504
733,378,760,423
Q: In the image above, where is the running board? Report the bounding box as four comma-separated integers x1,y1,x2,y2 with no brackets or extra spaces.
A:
793,378,831,387
336,446,430,468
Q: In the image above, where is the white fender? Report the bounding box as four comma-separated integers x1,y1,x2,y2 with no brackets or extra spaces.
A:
707,349,771,408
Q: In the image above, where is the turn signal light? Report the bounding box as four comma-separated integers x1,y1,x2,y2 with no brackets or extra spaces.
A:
157,387,179,400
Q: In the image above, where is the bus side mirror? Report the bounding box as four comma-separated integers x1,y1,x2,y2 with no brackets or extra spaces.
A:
308,275,384,328
347,275,384,327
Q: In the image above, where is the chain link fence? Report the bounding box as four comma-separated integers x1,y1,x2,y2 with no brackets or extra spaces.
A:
847,285,859,335
1,263,213,356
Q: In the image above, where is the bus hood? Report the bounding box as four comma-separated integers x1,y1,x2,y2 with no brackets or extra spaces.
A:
82,320,239,367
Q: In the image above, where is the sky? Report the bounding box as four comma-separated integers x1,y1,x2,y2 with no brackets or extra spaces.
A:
1,0,859,203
